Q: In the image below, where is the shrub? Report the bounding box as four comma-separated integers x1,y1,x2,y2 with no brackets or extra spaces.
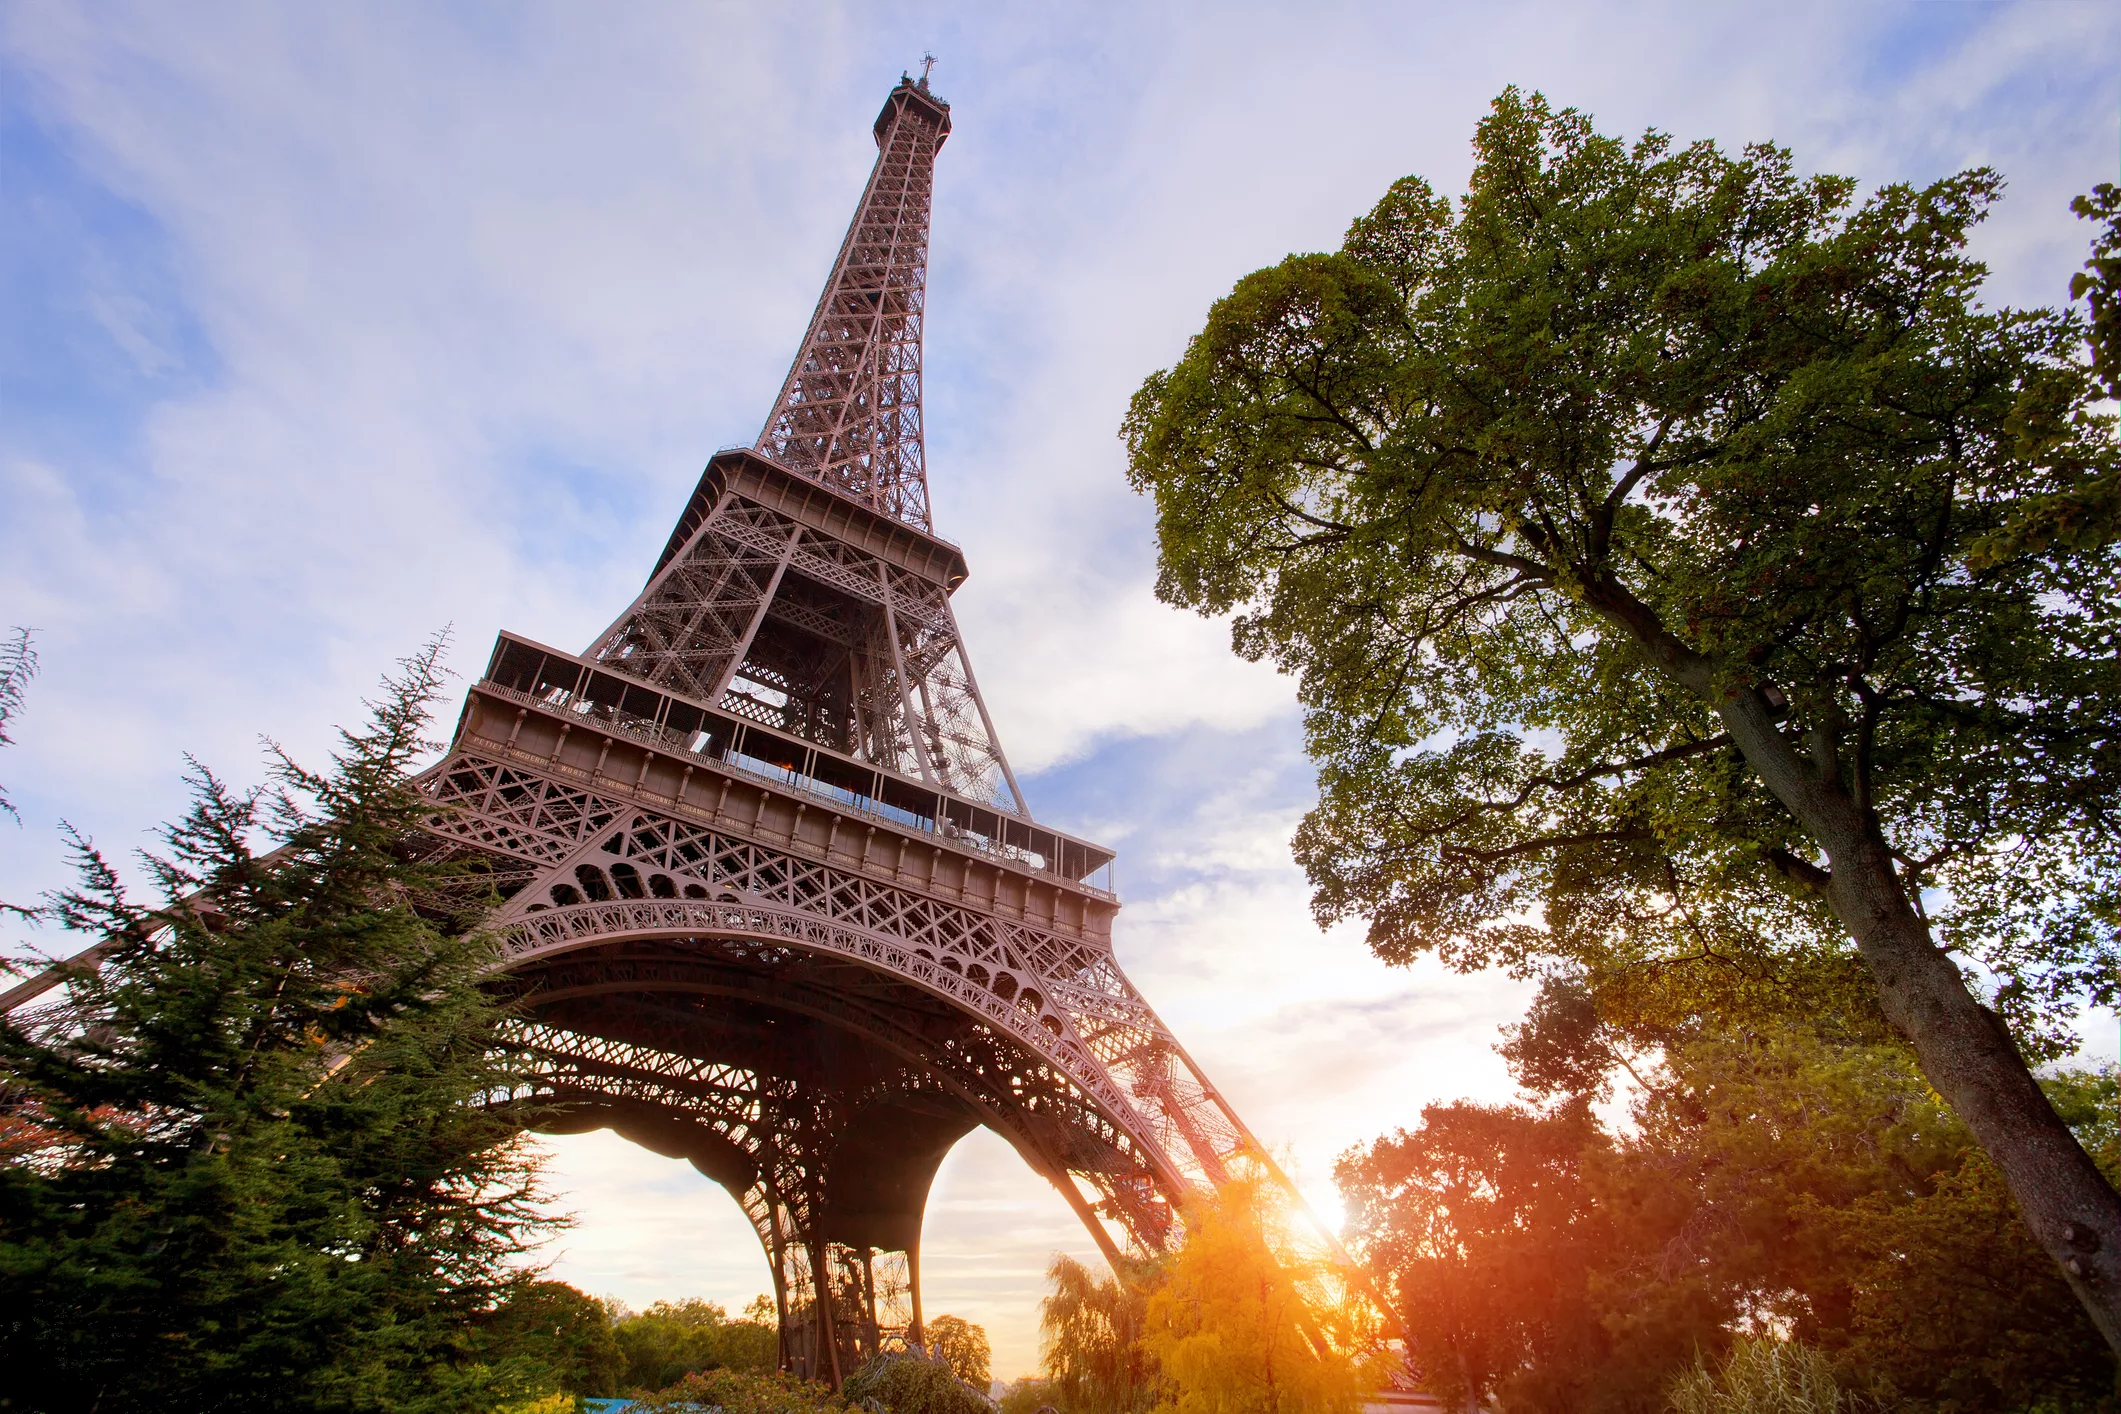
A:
995,1377,1057,1414
630,1366,843,1414
842,1349,994,1414
1667,1340,1858,1414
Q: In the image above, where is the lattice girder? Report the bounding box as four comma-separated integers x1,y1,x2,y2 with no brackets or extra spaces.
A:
756,78,947,529
420,733,1249,1187
494,938,1170,1377
585,456,1022,814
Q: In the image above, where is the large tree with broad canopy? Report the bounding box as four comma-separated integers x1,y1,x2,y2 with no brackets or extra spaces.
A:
1123,90,2121,1349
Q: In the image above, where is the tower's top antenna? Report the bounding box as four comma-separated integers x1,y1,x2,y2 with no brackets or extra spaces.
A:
754,73,949,530
918,53,937,90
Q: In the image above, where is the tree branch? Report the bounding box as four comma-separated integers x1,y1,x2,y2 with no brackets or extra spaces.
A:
1442,827,1655,866
1762,846,1833,892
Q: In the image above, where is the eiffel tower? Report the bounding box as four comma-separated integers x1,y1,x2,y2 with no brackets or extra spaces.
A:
54,71,1308,1384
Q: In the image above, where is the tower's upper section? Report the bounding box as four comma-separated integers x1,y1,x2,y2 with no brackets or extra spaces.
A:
756,76,950,531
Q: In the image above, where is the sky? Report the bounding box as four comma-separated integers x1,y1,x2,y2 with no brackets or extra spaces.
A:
2,0,2118,1382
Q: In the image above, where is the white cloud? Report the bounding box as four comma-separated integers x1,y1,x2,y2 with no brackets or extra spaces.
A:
527,1128,774,1316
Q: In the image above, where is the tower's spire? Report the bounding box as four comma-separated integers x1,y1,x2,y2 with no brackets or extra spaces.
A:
756,77,950,531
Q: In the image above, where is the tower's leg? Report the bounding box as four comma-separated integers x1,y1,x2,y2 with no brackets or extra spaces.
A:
759,1223,919,1380
729,1100,951,1386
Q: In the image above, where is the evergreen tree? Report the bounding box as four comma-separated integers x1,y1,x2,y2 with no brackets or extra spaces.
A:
0,640,553,1412
0,625,37,822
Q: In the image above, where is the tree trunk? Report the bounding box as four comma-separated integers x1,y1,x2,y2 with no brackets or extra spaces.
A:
1455,1349,1482,1414
1817,833,2121,1352
1659,663,2121,1353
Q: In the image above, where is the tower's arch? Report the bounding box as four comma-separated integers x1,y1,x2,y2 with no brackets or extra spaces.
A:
493,928,1166,1381
414,645,1245,1378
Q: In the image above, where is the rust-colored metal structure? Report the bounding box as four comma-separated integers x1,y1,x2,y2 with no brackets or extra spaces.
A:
1,72,1327,1385
415,73,1298,1380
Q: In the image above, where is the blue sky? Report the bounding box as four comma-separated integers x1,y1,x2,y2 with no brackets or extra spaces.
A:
3,0,2118,1378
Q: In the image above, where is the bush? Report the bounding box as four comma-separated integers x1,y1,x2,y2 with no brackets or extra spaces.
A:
995,1377,1056,1414
842,1349,994,1414
1667,1341,1859,1414
494,1396,576,1414
630,1366,843,1414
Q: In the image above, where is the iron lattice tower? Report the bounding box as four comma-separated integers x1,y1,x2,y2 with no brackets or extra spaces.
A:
0,75,1333,1383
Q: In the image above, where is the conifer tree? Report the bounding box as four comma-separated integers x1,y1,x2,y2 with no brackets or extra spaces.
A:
0,626,37,822
0,640,552,1413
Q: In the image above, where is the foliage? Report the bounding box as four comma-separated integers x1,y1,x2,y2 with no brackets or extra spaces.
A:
1143,1175,1377,1414
630,1365,844,1414
842,1348,993,1414
0,640,555,1413
997,1376,1060,1414
614,1295,779,1391
1039,1253,1162,1414
1124,83,2121,1334
0,625,35,823
927,1313,994,1389
492,1396,577,1414
1666,1340,1858,1414
1970,183,2121,565
474,1279,626,1398
1336,1099,1623,1413
1338,1023,2120,1413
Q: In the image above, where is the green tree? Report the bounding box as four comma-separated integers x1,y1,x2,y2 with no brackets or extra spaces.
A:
0,641,552,1412
1143,1176,1374,1414
0,625,36,823
1639,1034,2114,1409
927,1313,993,1389
1971,184,2121,565
1125,89,2121,1345
1039,1254,1161,1414
474,1280,626,1398
613,1296,778,1391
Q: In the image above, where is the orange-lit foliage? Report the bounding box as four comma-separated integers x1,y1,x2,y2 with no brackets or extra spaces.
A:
1039,1252,1160,1414
1339,1028,2118,1413
1338,1101,1621,1414
1144,1173,1379,1414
